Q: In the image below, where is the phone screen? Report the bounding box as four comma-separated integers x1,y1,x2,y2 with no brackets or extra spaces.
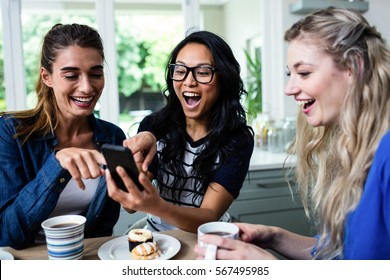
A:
101,144,144,191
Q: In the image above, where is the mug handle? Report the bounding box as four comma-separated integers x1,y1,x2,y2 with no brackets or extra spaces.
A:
204,243,217,260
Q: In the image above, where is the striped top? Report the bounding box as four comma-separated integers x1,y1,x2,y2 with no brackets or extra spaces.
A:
138,116,254,232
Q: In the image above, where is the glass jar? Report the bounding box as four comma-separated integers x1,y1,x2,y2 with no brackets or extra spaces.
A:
282,117,296,152
254,113,270,150
267,120,284,153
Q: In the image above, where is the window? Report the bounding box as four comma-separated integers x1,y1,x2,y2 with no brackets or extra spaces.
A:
114,10,183,135
2,1,244,134
21,7,96,109
1,0,186,136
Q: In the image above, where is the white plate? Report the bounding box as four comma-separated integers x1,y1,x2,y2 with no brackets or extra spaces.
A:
0,250,14,260
98,233,181,260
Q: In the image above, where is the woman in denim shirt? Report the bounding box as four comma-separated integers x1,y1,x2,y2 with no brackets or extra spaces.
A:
0,24,154,249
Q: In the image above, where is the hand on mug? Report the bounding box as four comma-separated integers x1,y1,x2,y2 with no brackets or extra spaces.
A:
196,222,239,260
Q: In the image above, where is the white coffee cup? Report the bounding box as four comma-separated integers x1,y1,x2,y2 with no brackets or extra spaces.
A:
197,221,239,260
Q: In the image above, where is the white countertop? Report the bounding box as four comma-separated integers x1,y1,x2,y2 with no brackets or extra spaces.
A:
249,147,296,171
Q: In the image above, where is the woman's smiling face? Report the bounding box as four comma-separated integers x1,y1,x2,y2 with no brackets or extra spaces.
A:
173,43,220,124
284,39,351,127
41,45,104,120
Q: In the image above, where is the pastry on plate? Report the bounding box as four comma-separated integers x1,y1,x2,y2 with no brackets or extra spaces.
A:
131,241,161,260
128,228,153,251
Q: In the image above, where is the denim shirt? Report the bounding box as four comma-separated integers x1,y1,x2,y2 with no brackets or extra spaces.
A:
0,114,126,249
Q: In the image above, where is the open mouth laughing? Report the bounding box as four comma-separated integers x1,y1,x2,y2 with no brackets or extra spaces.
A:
183,92,201,106
71,95,95,107
297,99,315,110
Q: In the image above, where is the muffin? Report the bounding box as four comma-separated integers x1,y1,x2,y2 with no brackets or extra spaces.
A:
128,228,153,251
131,241,161,260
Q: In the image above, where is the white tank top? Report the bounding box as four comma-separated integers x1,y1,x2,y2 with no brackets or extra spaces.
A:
49,178,99,217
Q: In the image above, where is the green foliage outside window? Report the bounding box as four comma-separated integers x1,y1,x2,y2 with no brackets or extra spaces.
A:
0,13,181,111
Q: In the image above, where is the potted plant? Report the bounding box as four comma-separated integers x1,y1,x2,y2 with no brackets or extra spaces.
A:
244,47,262,123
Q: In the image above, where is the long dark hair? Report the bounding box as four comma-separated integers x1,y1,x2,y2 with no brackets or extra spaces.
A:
149,30,254,201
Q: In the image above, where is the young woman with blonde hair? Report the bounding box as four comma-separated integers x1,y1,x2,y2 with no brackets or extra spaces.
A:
195,7,390,260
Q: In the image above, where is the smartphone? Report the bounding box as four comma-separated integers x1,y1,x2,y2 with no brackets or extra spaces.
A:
101,144,144,192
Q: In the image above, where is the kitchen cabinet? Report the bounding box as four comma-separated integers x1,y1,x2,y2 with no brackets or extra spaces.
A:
229,167,314,237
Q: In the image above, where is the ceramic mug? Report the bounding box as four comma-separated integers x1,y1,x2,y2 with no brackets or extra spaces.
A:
41,215,86,260
197,221,239,260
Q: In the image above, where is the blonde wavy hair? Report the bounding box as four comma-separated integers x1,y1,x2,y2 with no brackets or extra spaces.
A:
285,7,390,259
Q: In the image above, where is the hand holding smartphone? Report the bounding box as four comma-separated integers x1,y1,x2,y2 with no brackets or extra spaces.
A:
101,144,144,192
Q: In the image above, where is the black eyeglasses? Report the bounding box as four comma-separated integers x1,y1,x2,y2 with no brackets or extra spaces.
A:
168,64,217,84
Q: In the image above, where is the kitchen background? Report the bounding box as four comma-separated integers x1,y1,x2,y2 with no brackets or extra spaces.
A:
3,1,389,135
1,0,388,237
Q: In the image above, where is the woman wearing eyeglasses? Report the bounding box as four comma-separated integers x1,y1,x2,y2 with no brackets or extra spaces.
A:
106,30,254,233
